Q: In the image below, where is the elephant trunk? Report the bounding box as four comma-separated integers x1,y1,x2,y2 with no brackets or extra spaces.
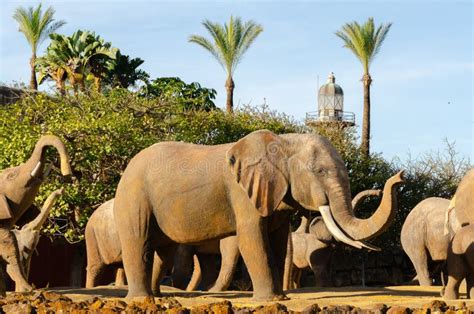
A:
26,188,63,231
26,135,72,180
328,171,404,241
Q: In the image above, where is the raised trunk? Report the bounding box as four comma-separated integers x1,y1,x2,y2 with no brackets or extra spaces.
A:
26,188,63,231
329,171,404,241
25,135,73,180
360,74,372,159
225,76,234,113
351,189,382,211
29,54,38,91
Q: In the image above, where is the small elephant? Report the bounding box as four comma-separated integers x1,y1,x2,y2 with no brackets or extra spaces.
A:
8,188,63,291
0,135,72,294
401,197,461,286
85,199,124,288
114,130,404,300
290,189,382,288
443,224,474,299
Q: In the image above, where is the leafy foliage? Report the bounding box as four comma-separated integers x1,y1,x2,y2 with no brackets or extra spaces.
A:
144,77,217,111
105,51,149,89
39,30,118,93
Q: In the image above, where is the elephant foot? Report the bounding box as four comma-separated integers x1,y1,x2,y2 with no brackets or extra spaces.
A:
443,289,460,300
125,289,153,300
252,293,289,301
16,283,33,293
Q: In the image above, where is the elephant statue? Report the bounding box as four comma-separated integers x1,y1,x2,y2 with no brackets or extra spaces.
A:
401,197,461,286
7,188,63,291
113,130,405,300
86,198,239,292
0,135,72,294
443,224,474,299
442,168,474,299
289,189,382,288
85,199,125,288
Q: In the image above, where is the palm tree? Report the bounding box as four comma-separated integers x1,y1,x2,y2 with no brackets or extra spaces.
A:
335,17,392,158
189,16,263,113
36,52,68,95
47,30,117,94
13,4,65,90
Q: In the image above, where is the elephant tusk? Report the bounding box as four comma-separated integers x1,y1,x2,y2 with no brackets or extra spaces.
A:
319,206,381,251
30,162,42,178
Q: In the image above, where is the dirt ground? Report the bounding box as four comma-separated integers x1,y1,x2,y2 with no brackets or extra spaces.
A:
47,284,473,312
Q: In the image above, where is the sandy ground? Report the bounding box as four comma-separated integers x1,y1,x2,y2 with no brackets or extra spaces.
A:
48,285,474,311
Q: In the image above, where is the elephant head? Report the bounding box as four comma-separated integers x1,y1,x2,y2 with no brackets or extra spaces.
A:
0,135,72,225
12,188,63,279
450,168,474,226
227,130,404,249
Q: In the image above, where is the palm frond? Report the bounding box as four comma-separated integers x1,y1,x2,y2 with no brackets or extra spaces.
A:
189,15,263,76
335,17,392,74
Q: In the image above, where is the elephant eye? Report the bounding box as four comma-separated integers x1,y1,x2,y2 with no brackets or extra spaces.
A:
317,168,328,176
6,170,18,180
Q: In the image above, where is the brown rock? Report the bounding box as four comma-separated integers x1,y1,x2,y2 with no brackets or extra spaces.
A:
2,302,33,313
89,298,105,310
387,306,409,314
423,300,447,312
253,303,288,314
301,304,321,314
167,307,191,314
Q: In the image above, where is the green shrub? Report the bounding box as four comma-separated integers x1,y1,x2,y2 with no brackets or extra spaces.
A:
0,90,302,241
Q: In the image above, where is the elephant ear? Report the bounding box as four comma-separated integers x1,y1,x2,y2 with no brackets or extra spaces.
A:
0,194,13,220
226,130,289,217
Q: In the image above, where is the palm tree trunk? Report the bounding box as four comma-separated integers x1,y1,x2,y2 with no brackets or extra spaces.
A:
361,73,372,158
225,76,234,113
29,54,38,90
56,79,66,96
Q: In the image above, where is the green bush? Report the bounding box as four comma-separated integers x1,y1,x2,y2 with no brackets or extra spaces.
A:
0,90,302,241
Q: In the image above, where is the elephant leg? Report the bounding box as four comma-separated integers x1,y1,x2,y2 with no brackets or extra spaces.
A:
115,268,127,287
209,236,239,292
186,255,202,291
310,248,332,287
196,254,218,290
295,268,302,288
114,196,154,298
282,226,293,291
1,228,32,292
152,245,177,296
86,262,106,288
444,255,465,299
236,216,280,300
0,263,6,296
172,245,194,290
407,248,432,286
466,274,474,299
269,221,290,295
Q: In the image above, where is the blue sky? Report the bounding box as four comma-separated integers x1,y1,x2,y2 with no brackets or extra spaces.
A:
1,0,472,162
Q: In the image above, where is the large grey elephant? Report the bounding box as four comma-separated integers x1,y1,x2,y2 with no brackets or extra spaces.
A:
113,130,405,300
9,188,63,291
401,197,461,286
0,135,72,294
289,189,382,288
